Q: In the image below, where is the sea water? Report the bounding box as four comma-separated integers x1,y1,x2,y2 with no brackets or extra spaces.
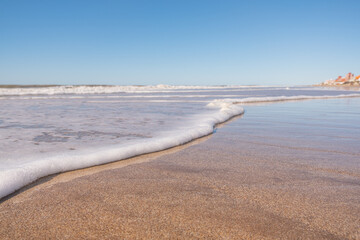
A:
0,85,359,199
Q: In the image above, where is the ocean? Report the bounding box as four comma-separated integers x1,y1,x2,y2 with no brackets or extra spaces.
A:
0,85,359,199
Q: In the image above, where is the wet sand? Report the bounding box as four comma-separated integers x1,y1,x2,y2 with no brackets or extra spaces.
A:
1,100,360,239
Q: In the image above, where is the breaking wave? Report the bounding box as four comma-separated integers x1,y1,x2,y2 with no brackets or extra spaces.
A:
0,85,269,96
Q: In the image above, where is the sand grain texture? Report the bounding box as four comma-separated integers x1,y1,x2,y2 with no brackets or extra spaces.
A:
1,104,360,239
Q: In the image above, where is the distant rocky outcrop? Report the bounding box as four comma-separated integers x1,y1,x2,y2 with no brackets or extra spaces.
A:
320,73,360,86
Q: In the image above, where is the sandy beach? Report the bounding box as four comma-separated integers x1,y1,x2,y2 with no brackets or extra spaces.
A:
2,0,360,238
1,100,360,239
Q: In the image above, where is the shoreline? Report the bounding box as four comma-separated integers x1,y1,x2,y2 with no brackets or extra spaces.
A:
0,100,244,200
4,89,360,202
0,132,213,204
1,100,359,239
0,114,243,203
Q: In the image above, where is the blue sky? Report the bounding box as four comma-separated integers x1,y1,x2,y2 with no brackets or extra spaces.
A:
1,0,359,86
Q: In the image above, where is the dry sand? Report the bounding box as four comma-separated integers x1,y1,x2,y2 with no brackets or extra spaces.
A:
1,117,360,239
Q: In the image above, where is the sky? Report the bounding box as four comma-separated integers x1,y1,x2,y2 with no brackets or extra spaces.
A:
0,0,359,86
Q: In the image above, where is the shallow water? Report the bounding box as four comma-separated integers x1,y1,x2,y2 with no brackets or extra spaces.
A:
224,98,360,174
0,85,359,199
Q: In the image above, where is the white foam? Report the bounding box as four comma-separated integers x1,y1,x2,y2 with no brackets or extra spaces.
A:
0,94,257,101
1,85,342,98
0,84,281,97
0,85,254,96
0,102,244,200
207,93,360,106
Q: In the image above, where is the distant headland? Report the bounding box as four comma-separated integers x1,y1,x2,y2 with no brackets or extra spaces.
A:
319,73,360,86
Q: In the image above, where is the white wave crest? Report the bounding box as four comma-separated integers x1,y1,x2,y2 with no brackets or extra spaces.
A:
0,85,263,96
207,93,360,106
